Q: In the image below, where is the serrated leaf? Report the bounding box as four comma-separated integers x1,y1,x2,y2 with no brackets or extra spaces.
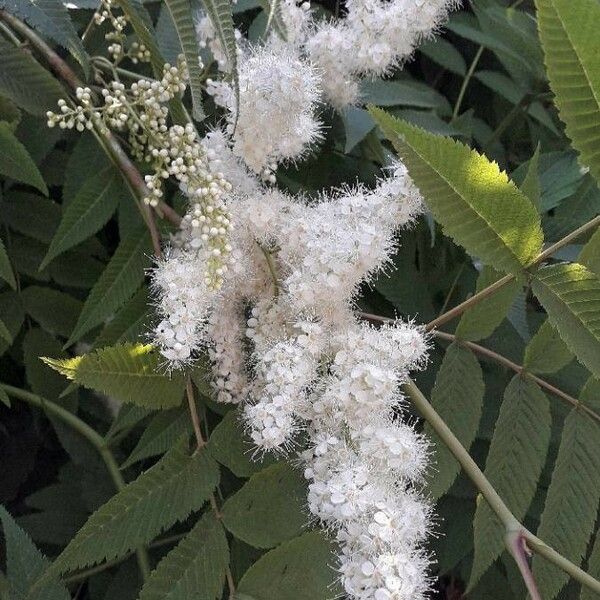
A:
105,403,152,442
424,343,485,499
579,227,600,277
360,79,451,114
531,263,600,378
0,37,65,116
470,375,551,589
207,409,276,478
0,317,12,344
164,0,206,121
237,532,341,600
41,168,122,268
21,286,82,338
156,4,183,64
523,320,573,374
0,237,16,289
532,382,600,599
137,513,228,600
0,386,10,406
419,37,466,76
121,406,192,469
0,290,24,356
455,267,522,341
582,521,600,599
2,191,61,244
222,463,306,549
93,286,150,349
0,0,90,76
67,227,152,346
370,108,543,274
0,121,47,194
520,145,541,211
49,437,219,574
198,0,238,117
0,505,70,600
535,0,600,185
43,343,185,409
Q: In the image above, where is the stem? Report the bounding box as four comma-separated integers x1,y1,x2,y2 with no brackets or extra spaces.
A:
452,45,484,120
484,94,533,152
1,384,151,580
426,214,600,331
185,379,236,598
361,312,600,424
505,530,542,600
403,378,600,595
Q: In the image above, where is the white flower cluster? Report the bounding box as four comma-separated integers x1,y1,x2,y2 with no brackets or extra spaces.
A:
151,151,432,596
198,0,456,175
206,39,322,176
47,56,234,291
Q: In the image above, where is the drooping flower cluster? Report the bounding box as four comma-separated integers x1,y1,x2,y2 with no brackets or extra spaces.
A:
48,0,460,595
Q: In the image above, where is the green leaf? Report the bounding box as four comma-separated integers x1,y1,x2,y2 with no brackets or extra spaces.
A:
532,380,600,599
0,237,16,289
2,191,60,244
531,263,600,379
424,343,485,499
579,227,600,277
138,514,228,600
43,343,186,409
0,386,10,406
419,37,466,76
0,121,47,194
0,0,90,76
0,317,12,344
164,0,206,121
360,79,451,114
21,286,82,338
523,320,573,374
222,463,306,549
198,0,238,117
0,37,65,115
470,375,551,589
41,168,122,268
93,286,150,349
520,145,541,211
0,505,70,600
49,437,219,574
455,267,522,341
535,0,600,185
0,290,24,356
105,403,152,442
369,109,543,274
156,4,183,64
121,406,192,469
207,409,276,478
237,532,341,600
582,516,600,599
67,227,152,346
341,107,375,153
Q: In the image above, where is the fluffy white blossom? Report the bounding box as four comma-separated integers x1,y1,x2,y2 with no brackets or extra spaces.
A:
207,41,322,174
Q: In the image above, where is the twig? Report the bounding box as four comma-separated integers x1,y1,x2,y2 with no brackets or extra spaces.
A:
360,312,600,424
506,530,542,600
185,378,236,598
425,214,600,331
1,384,151,580
403,377,600,596
452,45,484,120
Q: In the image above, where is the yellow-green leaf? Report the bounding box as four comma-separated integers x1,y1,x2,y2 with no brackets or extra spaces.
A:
370,108,543,273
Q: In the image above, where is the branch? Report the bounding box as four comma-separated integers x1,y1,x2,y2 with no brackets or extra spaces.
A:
425,213,600,331
361,312,600,423
0,383,151,580
185,378,236,598
403,378,600,596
